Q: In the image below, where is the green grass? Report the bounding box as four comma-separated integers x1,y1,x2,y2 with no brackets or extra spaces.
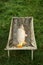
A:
0,0,43,65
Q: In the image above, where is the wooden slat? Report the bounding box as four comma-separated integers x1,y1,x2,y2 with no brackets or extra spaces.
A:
30,17,37,49
6,18,13,48
5,46,37,50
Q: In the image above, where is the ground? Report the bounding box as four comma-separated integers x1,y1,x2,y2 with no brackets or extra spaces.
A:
0,0,43,65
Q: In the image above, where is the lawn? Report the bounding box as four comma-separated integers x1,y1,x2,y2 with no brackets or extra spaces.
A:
0,0,43,65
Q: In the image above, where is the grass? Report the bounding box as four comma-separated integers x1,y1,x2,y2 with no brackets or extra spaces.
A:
0,0,43,65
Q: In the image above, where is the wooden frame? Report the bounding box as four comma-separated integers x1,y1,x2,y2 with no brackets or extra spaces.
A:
4,17,37,60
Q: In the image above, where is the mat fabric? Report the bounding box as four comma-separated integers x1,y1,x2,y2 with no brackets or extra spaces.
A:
9,18,33,47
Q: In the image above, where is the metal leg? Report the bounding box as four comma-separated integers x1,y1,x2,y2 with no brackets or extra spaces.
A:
8,50,10,57
31,50,33,60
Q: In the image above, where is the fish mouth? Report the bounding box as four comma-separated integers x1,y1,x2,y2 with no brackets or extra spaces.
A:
16,41,27,48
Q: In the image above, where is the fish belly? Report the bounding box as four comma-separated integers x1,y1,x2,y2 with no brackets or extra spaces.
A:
17,29,25,43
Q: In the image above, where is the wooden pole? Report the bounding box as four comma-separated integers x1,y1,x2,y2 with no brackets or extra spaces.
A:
8,50,10,57
31,50,33,60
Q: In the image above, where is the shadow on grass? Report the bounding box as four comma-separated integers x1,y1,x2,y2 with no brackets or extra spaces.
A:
0,50,43,65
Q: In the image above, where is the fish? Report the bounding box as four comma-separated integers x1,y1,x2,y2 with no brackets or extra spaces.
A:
17,24,27,48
